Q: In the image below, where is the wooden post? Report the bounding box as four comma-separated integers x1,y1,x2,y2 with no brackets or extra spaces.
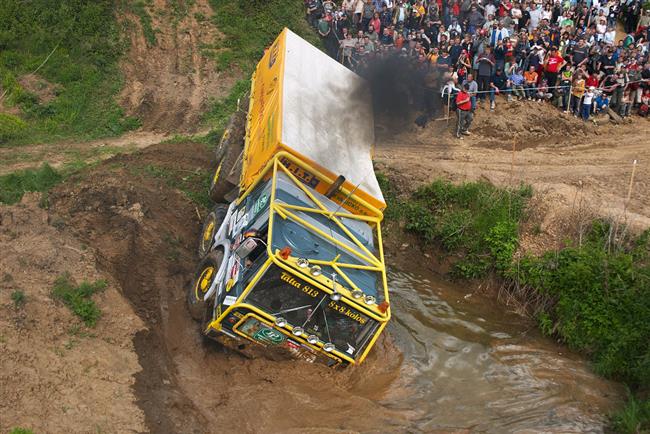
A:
624,159,638,216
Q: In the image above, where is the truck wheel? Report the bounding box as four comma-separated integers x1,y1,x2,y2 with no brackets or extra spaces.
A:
187,250,224,321
209,110,246,203
198,204,228,258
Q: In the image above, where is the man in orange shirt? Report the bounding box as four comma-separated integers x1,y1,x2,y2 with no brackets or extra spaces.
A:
524,65,538,99
456,83,473,139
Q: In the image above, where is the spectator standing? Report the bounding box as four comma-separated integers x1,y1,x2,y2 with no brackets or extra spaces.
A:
463,73,479,110
571,73,586,116
582,86,595,120
477,46,496,100
456,83,474,138
543,46,565,88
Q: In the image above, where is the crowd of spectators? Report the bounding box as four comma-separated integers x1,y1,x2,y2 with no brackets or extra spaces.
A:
305,0,650,136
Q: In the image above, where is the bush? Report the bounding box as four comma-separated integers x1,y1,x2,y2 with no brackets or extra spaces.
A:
387,179,530,279
51,274,107,327
519,223,650,389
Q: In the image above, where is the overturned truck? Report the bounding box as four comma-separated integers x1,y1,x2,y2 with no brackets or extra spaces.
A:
188,28,390,367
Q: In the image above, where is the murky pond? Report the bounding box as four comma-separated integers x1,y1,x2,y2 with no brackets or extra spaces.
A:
374,265,623,433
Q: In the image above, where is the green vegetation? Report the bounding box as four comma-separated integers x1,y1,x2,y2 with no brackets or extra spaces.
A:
203,0,321,145
379,177,531,279
0,0,139,147
129,0,157,46
9,428,34,434
612,390,650,433
379,175,650,432
51,274,107,327
0,164,63,204
136,164,210,208
208,0,319,71
11,290,25,308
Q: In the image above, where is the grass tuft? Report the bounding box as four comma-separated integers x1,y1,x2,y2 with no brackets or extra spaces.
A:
11,290,26,308
51,274,107,327
611,390,650,434
0,163,63,204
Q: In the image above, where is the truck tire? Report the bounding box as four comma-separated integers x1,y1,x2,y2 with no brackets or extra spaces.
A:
187,250,224,321
198,204,228,259
209,107,247,203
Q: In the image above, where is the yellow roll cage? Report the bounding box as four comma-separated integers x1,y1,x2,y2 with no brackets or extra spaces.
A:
205,152,390,364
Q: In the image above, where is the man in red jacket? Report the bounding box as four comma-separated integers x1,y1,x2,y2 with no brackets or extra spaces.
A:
543,47,565,89
456,83,473,139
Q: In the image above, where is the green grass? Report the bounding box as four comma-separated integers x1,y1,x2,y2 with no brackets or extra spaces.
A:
203,0,321,146
208,0,319,71
51,274,107,327
381,177,531,279
0,164,63,204
611,390,650,433
9,428,34,434
0,0,139,147
129,0,157,46
11,290,26,308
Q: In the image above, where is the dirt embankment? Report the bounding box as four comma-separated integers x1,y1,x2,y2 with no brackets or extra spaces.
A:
376,102,650,254
0,194,145,433
0,142,405,434
118,0,237,132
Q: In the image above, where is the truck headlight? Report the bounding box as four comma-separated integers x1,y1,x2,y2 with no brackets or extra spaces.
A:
351,290,363,299
307,335,319,344
296,258,309,268
364,295,376,305
323,343,335,352
309,265,322,277
275,317,287,327
292,326,304,336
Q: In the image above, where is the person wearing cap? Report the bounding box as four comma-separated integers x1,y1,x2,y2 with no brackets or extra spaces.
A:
455,83,473,138
489,66,509,109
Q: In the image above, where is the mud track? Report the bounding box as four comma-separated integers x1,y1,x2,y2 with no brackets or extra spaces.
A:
47,142,406,433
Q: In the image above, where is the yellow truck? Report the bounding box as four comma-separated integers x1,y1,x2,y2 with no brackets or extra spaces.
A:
187,28,390,367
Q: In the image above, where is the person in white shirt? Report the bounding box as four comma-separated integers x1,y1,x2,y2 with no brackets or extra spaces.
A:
529,5,542,31
603,27,616,44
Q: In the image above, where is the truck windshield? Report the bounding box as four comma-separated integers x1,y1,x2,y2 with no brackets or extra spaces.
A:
245,264,378,358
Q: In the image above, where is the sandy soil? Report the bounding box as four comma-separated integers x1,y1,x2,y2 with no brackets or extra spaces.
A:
118,0,237,132
375,101,650,253
0,194,145,433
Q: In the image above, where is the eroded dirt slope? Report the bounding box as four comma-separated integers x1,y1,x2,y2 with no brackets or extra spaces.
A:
118,0,236,132
0,195,145,433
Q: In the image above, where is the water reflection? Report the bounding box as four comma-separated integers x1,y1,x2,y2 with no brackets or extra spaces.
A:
383,268,622,433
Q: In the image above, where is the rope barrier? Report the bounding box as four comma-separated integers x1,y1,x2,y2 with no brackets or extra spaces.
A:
444,78,649,95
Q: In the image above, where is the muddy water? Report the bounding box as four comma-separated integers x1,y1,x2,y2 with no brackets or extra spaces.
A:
378,265,623,433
